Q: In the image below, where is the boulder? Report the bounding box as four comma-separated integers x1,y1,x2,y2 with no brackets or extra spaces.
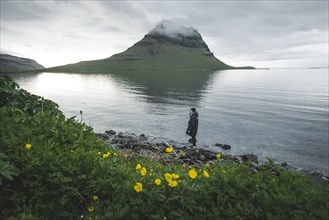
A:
200,149,217,160
187,149,199,160
242,154,258,164
222,144,231,150
215,143,231,150
223,154,238,161
198,154,206,161
117,133,125,138
95,133,109,140
105,130,116,135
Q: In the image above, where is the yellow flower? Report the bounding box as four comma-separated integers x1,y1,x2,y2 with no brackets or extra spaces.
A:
206,164,210,168
141,167,147,176
134,182,143,193
165,147,173,153
172,173,180,180
97,151,101,155
168,180,178,187
155,178,161,185
164,173,172,182
136,164,142,170
188,169,198,179
92,195,99,201
88,206,94,212
102,152,111,159
203,170,210,178
216,153,221,159
25,143,32,150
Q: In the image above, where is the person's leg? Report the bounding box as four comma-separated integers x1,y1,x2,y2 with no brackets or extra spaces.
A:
192,136,196,146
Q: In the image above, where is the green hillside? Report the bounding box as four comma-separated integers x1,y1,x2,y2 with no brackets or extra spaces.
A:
0,54,45,73
46,21,254,73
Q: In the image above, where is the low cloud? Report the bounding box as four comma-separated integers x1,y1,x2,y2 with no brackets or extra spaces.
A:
148,20,200,38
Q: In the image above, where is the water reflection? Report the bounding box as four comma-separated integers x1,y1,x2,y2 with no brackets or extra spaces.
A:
109,69,216,105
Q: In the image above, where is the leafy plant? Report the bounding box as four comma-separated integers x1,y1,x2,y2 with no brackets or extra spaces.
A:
0,153,19,186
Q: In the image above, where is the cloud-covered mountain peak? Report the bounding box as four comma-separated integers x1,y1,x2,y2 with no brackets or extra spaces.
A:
148,20,201,39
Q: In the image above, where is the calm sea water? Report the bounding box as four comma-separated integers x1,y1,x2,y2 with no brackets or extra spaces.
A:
7,69,329,174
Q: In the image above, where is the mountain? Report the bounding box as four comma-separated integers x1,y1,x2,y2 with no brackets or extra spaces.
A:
0,54,45,73
46,20,254,73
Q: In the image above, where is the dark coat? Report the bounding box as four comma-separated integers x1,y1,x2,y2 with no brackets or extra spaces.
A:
186,112,199,137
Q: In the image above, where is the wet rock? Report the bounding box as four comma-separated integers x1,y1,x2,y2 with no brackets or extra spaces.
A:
236,156,243,163
242,154,258,164
139,134,148,141
250,161,259,169
105,130,116,135
280,162,288,167
223,154,238,162
215,143,231,150
222,144,231,150
308,174,329,184
112,144,125,149
95,133,109,140
117,133,125,138
198,154,206,161
200,149,217,160
187,149,199,160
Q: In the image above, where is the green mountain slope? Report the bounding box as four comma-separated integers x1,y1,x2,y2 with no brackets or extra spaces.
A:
0,54,45,73
46,21,254,73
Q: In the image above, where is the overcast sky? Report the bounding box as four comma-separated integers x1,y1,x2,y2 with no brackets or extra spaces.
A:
0,0,328,68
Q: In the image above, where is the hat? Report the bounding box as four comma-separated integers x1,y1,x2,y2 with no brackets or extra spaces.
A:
190,108,196,112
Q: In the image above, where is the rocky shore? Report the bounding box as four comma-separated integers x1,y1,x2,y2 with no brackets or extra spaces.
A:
96,130,328,184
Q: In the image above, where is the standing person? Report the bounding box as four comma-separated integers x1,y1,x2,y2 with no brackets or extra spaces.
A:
186,108,199,148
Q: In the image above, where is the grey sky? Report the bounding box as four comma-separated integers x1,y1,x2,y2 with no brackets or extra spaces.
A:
0,0,328,68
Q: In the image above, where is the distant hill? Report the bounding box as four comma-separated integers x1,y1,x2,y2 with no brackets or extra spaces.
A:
0,54,45,73
46,20,254,73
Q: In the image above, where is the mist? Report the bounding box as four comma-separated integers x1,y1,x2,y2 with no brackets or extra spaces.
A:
148,20,200,39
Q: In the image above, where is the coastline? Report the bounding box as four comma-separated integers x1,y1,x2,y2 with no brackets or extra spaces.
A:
96,130,329,184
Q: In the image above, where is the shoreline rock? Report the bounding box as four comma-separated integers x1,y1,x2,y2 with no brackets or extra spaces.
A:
96,130,328,184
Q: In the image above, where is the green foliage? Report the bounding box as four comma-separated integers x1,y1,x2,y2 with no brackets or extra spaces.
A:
0,76,328,219
0,153,19,185
0,75,62,116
